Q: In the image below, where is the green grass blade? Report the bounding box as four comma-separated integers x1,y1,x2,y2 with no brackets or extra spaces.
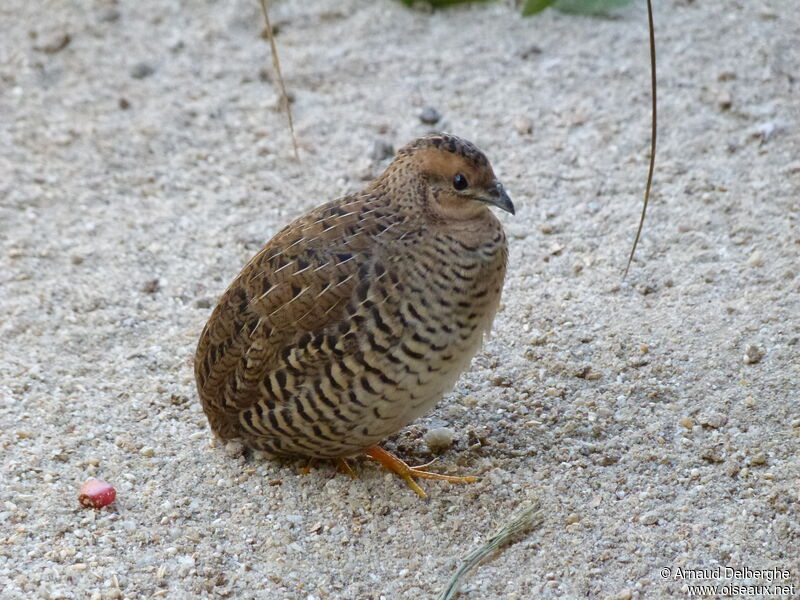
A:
522,0,559,15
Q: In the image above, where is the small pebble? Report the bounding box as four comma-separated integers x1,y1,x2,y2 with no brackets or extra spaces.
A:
628,356,649,368
491,376,511,387
530,333,548,346
131,62,155,79
679,416,694,430
519,44,543,59
750,122,778,143
370,140,394,162
717,89,732,110
636,283,657,296
596,454,618,466
743,344,764,364
697,412,727,429
140,446,155,457
419,107,441,125
424,427,455,453
725,460,741,478
747,250,764,267
700,444,725,463
285,514,304,525
141,278,160,294
194,297,212,309
118,98,131,110
576,365,601,380
224,441,245,458
513,115,533,135
99,8,121,23
34,32,71,54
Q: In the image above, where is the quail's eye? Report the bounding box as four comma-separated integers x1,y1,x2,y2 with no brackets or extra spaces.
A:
453,173,468,191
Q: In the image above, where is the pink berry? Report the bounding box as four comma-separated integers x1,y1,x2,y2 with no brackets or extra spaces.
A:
78,478,116,509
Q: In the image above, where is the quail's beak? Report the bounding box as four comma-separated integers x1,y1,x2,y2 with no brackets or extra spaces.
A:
479,180,515,215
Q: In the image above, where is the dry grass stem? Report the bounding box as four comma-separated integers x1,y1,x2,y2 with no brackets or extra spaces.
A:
624,0,657,277
259,0,299,160
438,501,545,600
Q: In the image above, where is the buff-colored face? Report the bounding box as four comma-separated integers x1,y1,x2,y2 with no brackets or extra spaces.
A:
416,144,515,220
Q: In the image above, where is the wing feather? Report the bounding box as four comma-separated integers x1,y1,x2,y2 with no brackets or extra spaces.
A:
195,195,394,437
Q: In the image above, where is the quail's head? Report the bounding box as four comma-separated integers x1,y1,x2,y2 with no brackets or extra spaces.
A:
379,133,515,221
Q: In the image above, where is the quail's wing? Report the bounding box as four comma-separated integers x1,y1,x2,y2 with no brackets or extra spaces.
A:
195,196,397,421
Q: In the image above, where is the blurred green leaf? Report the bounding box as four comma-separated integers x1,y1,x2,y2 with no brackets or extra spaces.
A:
522,0,558,15
397,0,495,7
553,0,635,15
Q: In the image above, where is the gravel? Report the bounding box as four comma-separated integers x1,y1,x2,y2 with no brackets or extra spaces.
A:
419,106,443,125
1,0,798,598
424,427,456,453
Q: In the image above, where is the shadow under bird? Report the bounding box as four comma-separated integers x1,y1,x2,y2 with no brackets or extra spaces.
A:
195,133,514,497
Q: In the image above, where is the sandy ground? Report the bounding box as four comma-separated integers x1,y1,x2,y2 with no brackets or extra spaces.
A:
1,1,799,598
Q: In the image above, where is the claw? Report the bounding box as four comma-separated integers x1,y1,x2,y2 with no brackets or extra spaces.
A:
336,458,358,479
363,446,477,499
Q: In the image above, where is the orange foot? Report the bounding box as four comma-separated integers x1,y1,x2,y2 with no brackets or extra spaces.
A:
364,446,477,499
298,458,317,475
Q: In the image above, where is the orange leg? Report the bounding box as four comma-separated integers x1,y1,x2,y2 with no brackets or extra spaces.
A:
363,446,477,499
298,458,317,475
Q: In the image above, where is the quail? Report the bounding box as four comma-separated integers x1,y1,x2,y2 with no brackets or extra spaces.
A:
195,133,514,497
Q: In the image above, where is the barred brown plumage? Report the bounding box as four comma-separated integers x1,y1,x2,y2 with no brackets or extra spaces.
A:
195,133,514,497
